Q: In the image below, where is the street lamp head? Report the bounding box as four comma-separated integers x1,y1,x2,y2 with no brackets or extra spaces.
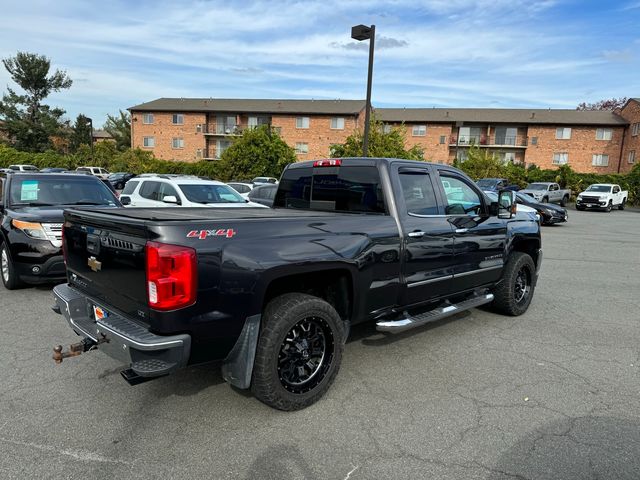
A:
86,118,93,126
351,24,373,41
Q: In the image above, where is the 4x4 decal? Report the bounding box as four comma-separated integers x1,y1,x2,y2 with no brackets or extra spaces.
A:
187,229,236,240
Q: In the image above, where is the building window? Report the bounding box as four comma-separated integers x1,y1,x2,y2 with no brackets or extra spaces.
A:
331,117,345,130
196,149,202,159
552,152,568,165
382,124,392,134
216,140,232,159
412,125,427,136
142,113,154,124
456,150,468,162
531,136,538,145
248,116,270,128
439,135,446,144
556,127,571,139
592,154,609,166
498,152,516,164
632,123,639,136
629,150,636,164
296,117,310,129
172,114,184,125
143,136,155,148
196,124,202,133
295,142,309,154
595,128,612,141
172,137,184,149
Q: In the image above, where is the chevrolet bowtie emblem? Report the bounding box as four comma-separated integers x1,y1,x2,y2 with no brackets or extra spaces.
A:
87,256,102,272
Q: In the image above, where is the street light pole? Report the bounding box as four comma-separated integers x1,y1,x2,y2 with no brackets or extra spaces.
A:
86,117,94,160
351,24,376,157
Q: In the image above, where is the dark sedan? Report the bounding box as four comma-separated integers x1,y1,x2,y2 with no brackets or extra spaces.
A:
107,172,136,190
516,192,568,225
0,173,121,289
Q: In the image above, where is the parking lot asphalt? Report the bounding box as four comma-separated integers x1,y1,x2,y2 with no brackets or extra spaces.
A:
1,207,639,480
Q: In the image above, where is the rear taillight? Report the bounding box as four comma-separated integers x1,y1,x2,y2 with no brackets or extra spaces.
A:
313,159,341,167
145,241,197,311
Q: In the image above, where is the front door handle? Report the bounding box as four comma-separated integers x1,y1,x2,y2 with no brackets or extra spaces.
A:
455,228,468,233
408,230,425,238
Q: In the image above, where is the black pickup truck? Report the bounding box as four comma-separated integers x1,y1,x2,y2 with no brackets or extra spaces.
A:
53,158,542,410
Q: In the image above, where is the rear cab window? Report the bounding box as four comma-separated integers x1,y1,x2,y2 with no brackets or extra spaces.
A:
274,165,386,214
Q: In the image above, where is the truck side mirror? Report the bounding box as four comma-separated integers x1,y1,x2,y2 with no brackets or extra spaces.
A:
497,190,517,219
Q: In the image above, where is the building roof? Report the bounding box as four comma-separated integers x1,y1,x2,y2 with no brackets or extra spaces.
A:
129,98,366,115
375,107,628,126
92,129,113,139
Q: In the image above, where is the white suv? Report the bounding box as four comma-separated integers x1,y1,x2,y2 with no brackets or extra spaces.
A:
76,166,110,179
119,175,267,208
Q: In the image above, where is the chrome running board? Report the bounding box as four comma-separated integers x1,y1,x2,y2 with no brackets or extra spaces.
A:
376,293,494,333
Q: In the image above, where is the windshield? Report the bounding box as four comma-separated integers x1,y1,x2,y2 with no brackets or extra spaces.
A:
9,176,119,207
178,184,246,204
477,179,497,187
516,192,534,203
525,183,548,190
585,185,611,192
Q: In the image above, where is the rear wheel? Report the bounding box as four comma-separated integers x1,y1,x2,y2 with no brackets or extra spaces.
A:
251,293,344,411
618,199,626,211
492,252,536,316
1,244,23,290
542,196,549,203
560,195,568,207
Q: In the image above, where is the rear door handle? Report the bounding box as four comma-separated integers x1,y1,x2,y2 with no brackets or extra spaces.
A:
455,228,468,233
408,231,425,238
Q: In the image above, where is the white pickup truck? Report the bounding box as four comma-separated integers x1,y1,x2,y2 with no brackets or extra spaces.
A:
576,184,628,212
520,182,571,206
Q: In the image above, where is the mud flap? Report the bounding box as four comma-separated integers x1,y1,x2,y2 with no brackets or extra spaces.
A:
221,314,261,389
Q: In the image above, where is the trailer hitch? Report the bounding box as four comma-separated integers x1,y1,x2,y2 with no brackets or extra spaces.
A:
53,335,108,364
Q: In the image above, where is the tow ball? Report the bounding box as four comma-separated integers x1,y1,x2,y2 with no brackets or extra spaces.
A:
52,335,108,364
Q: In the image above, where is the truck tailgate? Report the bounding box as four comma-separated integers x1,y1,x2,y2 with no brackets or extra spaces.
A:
63,209,150,323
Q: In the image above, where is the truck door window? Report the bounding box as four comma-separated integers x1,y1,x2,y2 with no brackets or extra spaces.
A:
399,171,438,215
440,175,482,215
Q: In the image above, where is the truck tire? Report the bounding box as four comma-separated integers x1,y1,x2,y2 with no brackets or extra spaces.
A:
1,243,23,290
492,252,536,316
560,195,568,207
542,196,549,203
606,200,612,212
618,199,626,211
251,293,344,411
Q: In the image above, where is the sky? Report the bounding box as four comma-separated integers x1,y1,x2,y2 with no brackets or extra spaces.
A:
0,0,638,127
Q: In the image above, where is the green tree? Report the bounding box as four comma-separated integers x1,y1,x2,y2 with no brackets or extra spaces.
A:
217,125,296,181
454,145,505,179
330,116,424,160
104,110,131,151
69,114,92,153
0,52,72,152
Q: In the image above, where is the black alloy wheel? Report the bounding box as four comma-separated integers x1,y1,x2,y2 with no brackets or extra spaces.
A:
278,316,334,394
513,265,532,306
606,200,613,212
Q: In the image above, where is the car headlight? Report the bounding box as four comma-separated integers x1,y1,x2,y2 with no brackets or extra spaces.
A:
11,219,48,240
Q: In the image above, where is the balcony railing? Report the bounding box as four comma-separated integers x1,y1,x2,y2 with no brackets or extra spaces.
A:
449,135,528,147
203,124,247,135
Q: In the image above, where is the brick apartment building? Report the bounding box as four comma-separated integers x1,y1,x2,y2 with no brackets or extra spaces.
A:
129,97,640,174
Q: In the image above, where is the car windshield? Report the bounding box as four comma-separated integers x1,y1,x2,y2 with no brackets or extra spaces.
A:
477,179,497,187
178,184,246,203
9,176,119,207
585,185,611,192
516,193,534,203
525,184,548,190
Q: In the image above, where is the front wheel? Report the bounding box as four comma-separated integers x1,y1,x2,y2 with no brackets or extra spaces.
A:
1,244,24,290
618,200,626,211
606,200,612,212
251,293,345,411
492,252,536,316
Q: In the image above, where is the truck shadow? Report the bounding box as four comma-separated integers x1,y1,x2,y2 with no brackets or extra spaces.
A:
492,416,640,479
245,444,320,480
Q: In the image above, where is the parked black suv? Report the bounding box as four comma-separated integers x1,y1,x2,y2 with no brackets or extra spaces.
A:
0,173,121,289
